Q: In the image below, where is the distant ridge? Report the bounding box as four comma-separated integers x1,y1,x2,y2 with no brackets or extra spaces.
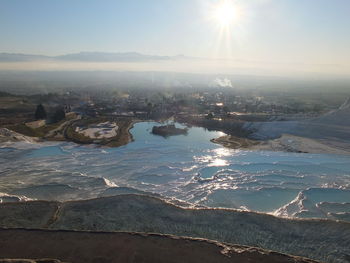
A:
0,53,51,62
57,51,172,62
0,52,186,62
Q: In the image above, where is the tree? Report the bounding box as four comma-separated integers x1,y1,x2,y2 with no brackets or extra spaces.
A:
206,112,214,119
35,104,47,120
52,107,66,123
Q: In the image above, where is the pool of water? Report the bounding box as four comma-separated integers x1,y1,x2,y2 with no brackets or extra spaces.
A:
1,122,349,220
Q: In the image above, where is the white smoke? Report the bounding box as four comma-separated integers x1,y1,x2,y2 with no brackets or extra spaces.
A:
213,78,233,88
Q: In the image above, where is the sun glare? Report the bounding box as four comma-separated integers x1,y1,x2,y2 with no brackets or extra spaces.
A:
212,0,239,27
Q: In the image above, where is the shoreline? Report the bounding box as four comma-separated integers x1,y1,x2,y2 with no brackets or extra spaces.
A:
64,117,136,147
210,135,260,149
0,117,140,148
179,119,350,155
2,119,350,155
212,133,350,155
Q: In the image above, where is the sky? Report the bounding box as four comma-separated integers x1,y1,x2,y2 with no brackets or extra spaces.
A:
1,0,350,76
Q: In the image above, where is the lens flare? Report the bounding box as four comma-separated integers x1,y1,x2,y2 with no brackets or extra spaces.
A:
212,0,239,27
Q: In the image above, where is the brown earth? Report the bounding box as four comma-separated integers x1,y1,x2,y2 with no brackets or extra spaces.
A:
0,228,320,263
0,259,64,263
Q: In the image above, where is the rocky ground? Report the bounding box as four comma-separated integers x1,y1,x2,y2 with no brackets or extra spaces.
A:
0,195,349,263
0,128,39,144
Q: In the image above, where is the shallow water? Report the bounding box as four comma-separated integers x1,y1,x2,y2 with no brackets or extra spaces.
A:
1,122,350,220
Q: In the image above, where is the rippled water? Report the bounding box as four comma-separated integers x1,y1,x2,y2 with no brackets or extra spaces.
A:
1,122,350,220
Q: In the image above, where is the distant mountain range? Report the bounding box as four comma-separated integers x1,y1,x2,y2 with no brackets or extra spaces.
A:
0,52,187,62
0,53,51,62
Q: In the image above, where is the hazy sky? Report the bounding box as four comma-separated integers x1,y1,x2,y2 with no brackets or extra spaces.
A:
1,0,350,76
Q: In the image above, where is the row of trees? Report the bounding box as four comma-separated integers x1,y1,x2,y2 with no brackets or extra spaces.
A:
35,104,66,123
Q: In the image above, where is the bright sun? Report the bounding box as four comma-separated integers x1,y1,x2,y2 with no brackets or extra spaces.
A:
212,0,238,27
